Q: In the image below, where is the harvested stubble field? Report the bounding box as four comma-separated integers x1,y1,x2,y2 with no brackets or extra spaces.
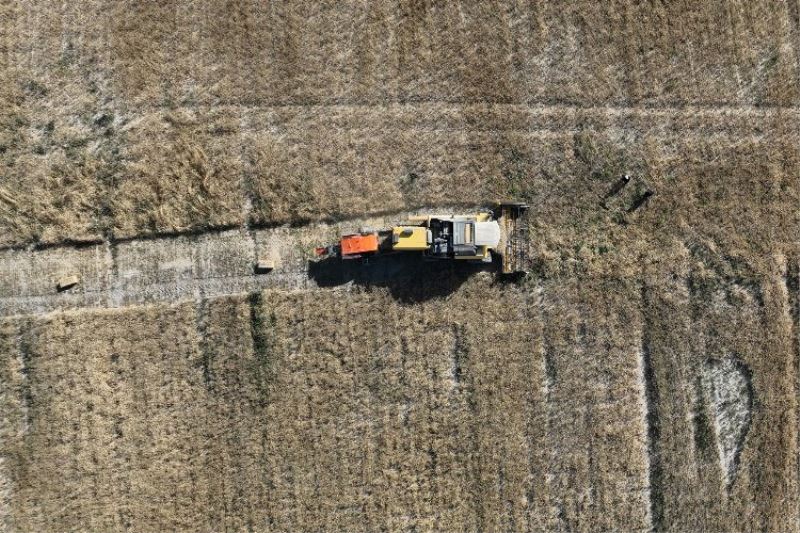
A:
1,0,800,531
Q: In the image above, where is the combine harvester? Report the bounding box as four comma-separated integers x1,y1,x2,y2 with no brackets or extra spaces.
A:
315,202,529,275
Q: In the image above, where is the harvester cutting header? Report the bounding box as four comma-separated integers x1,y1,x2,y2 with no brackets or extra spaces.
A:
315,203,529,274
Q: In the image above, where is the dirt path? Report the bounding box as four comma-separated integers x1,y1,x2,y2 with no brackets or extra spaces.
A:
0,208,488,317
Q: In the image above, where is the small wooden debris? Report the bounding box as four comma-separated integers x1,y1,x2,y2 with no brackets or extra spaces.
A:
254,259,275,274
56,274,80,292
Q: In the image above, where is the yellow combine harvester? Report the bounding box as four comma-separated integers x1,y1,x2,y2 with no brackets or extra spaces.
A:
315,202,529,274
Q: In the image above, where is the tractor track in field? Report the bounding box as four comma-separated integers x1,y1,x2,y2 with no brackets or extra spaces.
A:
93,100,800,139
0,207,489,318
128,99,800,115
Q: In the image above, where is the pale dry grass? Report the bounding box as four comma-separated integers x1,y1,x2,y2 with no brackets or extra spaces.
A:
0,258,798,531
1,0,798,244
110,109,245,238
0,1,799,531
0,319,22,531
640,249,798,532
0,304,213,531
0,280,658,531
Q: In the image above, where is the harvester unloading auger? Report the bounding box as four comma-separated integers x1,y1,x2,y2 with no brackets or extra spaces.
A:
315,202,530,275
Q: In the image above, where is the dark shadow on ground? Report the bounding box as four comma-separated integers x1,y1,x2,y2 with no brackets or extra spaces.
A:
308,253,492,303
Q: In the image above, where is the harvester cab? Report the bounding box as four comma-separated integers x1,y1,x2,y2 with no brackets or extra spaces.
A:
315,202,529,274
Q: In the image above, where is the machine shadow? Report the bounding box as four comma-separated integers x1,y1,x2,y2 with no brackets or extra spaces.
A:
307,253,491,303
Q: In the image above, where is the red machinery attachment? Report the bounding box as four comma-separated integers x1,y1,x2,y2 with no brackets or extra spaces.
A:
339,233,379,258
315,233,380,259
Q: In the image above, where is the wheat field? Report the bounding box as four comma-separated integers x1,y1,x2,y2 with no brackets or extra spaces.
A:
0,1,799,531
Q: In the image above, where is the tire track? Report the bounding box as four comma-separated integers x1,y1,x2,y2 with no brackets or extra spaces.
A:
640,284,665,532
126,99,800,113
787,256,800,519
787,0,800,78
108,101,800,140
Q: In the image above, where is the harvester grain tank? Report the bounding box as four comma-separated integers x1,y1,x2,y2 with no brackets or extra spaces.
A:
315,202,529,274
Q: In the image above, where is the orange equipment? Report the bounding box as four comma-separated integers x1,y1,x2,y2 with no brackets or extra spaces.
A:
315,233,382,259
340,233,379,256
